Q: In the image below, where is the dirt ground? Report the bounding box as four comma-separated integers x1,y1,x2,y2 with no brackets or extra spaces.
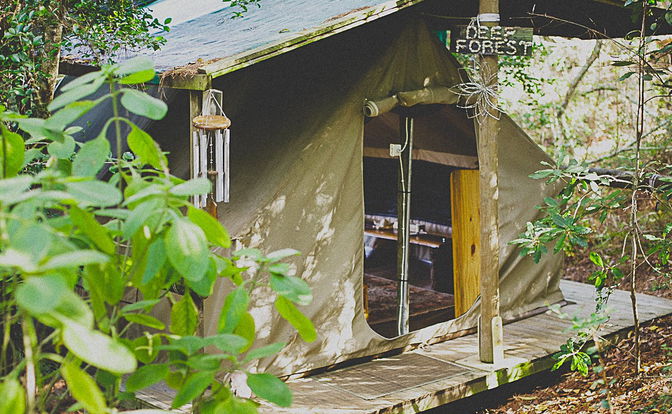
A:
434,253,672,414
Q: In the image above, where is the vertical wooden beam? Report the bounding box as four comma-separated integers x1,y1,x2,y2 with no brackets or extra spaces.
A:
450,169,480,318
189,90,202,182
188,90,205,336
477,0,504,364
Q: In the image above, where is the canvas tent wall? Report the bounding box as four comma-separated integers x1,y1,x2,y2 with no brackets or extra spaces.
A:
55,0,626,378
169,15,563,376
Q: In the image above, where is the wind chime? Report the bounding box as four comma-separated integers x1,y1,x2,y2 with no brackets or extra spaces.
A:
192,90,231,217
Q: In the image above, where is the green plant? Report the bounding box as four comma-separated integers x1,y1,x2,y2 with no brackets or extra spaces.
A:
549,305,615,411
0,1,170,117
0,57,314,413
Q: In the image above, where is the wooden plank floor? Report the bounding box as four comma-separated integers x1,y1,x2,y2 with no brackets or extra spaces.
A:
258,281,672,413
136,281,672,413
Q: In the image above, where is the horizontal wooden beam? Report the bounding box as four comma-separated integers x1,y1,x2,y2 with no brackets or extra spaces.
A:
154,74,211,91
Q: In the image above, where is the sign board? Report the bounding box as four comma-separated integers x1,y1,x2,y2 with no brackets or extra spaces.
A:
451,26,534,56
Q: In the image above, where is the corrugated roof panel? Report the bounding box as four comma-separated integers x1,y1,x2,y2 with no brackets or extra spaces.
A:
142,0,408,72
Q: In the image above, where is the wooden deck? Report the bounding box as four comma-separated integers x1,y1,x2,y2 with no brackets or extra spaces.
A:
136,280,672,413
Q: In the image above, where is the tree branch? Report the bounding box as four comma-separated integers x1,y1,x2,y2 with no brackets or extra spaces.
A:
558,39,603,119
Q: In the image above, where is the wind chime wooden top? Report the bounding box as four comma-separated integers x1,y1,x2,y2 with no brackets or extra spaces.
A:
192,114,231,131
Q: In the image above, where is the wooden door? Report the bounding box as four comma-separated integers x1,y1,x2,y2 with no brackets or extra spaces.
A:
450,169,480,317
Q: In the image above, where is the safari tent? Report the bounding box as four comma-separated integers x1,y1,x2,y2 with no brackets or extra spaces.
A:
60,0,672,411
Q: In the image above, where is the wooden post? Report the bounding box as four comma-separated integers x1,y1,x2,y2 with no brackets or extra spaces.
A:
188,90,206,337
189,90,202,181
477,0,504,364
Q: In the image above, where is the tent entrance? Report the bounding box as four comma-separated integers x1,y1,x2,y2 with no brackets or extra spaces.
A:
363,106,478,338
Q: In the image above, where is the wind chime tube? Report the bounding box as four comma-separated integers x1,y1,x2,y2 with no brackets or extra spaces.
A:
224,128,230,203
215,130,224,203
199,132,209,208
192,131,201,207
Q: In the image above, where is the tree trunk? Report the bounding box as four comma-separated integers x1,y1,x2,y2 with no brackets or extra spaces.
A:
35,4,65,117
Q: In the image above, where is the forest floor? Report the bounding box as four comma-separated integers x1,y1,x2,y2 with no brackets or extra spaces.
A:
437,253,672,414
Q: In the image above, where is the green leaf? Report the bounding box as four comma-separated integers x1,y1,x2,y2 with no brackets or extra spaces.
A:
15,117,66,142
170,293,199,336
16,275,68,315
234,248,263,260
60,71,106,92
121,299,161,313
47,136,76,159
142,238,167,284
166,218,209,282
267,248,300,262
186,354,229,371
48,79,103,112
0,378,26,414
99,265,125,305
589,252,604,268
62,323,137,374
23,148,44,168
42,250,109,270
64,180,122,207
70,206,115,254
274,296,316,342
73,135,110,177
218,286,249,334
528,169,553,180
10,222,53,262
0,125,25,178
121,89,168,120
170,177,211,197
18,275,94,328
131,334,162,364
119,69,156,85
115,56,154,76
127,124,167,169
122,198,161,240
61,362,107,414
0,175,32,202
204,333,248,354
186,258,217,296
246,373,292,407
270,274,312,306
171,371,214,409
124,313,166,330
234,312,256,352
619,71,635,81
187,206,231,248
125,364,169,392
163,336,207,355
46,101,96,130
243,343,285,363
213,396,258,414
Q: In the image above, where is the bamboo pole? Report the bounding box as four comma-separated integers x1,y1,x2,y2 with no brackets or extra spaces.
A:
477,0,504,364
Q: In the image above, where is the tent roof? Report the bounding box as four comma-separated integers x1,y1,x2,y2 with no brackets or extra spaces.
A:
62,0,672,87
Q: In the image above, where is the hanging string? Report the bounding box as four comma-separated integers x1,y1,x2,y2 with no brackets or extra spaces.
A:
204,90,228,118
